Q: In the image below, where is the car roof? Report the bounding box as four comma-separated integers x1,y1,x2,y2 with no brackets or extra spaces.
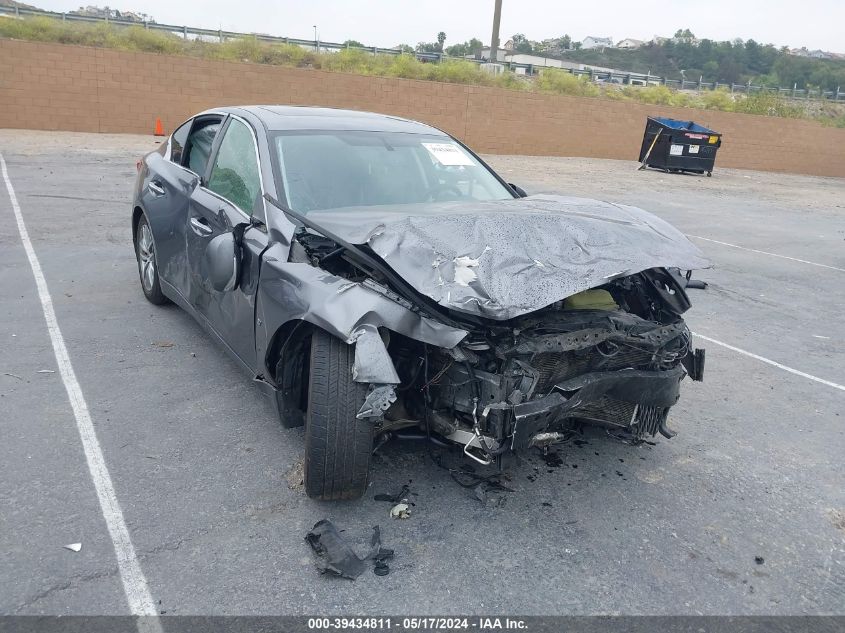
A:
213,105,448,135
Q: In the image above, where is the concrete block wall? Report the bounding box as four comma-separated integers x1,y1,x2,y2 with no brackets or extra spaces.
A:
2,40,843,177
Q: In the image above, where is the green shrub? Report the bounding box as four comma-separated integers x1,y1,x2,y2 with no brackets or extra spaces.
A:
824,116,845,128
385,53,426,79
535,68,599,97
0,15,836,124
700,88,735,111
733,92,804,118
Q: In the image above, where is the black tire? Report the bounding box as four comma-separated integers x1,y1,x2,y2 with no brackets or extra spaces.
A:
304,329,373,500
134,214,168,305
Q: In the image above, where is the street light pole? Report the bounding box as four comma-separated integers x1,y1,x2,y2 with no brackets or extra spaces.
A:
313,25,318,51
489,0,502,62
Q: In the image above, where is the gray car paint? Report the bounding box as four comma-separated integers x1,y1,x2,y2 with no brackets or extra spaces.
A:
133,105,707,421
306,195,711,320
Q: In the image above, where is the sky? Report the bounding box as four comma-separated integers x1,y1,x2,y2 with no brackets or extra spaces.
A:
32,0,844,53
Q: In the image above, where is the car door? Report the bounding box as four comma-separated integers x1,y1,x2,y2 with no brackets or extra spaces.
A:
185,115,265,370
155,114,225,298
139,118,199,294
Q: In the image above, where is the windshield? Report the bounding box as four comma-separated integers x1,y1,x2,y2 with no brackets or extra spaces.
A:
272,131,513,213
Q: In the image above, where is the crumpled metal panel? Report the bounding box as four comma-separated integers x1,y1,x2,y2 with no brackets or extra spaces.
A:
257,246,467,384
350,325,400,384
356,384,398,419
307,194,711,320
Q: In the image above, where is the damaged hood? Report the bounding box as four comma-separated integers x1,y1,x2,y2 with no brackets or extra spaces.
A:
308,194,710,320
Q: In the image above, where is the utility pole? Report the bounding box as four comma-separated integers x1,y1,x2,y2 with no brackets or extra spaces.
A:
489,0,502,63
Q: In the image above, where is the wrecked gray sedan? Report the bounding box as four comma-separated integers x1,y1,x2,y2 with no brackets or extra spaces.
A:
132,106,707,500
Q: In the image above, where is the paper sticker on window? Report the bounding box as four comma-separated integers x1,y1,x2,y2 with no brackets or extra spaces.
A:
422,142,475,166
688,145,699,154
670,144,684,156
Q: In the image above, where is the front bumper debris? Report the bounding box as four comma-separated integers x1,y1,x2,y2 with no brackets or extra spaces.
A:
510,366,686,449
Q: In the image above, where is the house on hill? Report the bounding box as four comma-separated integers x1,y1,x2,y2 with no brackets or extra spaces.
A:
582,36,614,50
617,38,644,49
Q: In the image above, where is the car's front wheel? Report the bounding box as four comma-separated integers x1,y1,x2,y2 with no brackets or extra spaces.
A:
304,329,373,500
134,214,167,305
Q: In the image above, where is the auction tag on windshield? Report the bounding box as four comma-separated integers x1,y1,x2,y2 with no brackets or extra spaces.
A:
688,145,700,154
422,142,475,166
670,144,684,156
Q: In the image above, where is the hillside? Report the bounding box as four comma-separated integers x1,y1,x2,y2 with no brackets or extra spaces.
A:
558,40,845,91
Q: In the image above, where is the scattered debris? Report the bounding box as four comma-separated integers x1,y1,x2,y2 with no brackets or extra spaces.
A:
754,556,765,565
390,501,411,519
305,520,369,579
152,341,175,348
473,481,512,508
3,373,22,381
304,520,393,580
371,525,394,576
36,369,56,374
63,543,82,552
374,484,409,503
542,451,563,468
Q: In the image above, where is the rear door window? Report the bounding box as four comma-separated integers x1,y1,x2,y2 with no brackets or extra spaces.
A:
206,119,261,214
169,120,191,164
183,117,222,176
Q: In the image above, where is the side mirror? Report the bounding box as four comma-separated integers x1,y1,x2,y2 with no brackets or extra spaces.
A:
203,232,240,292
509,183,528,198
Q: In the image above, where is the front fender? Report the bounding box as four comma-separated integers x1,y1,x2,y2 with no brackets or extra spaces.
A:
256,244,468,386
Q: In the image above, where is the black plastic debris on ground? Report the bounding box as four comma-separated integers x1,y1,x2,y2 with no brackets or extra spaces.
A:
542,451,563,468
305,520,393,580
374,484,410,503
371,525,394,576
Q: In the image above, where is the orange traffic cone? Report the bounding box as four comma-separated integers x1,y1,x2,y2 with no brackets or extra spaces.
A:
154,118,164,136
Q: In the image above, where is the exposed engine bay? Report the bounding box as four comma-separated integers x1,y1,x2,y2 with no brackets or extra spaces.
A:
384,271,704,463
290,221,705,464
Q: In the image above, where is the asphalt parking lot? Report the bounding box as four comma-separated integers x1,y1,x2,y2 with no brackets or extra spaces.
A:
1,129,843,616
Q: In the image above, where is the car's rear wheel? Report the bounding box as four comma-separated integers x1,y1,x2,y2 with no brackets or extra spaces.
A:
304,329,373,500
134,214,167,305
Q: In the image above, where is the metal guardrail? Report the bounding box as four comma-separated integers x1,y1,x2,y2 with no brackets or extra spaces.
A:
2,5,842,101
0,5,513,66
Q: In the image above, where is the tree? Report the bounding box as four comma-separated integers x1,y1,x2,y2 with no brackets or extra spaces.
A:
573,41,582,51
416,41,441,54
560,34,572,50
437,31,446,52
445,37,483,58
343,39,365,48
511,33,533,54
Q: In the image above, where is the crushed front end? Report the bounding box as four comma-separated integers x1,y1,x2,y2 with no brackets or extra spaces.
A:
385,268,705,463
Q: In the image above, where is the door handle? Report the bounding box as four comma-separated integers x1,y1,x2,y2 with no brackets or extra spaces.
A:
189,216,213,237
147,180,166,196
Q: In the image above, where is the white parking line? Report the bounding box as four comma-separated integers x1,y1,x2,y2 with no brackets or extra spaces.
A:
0,152,159,618
688,235,845,272
693,332,845,392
